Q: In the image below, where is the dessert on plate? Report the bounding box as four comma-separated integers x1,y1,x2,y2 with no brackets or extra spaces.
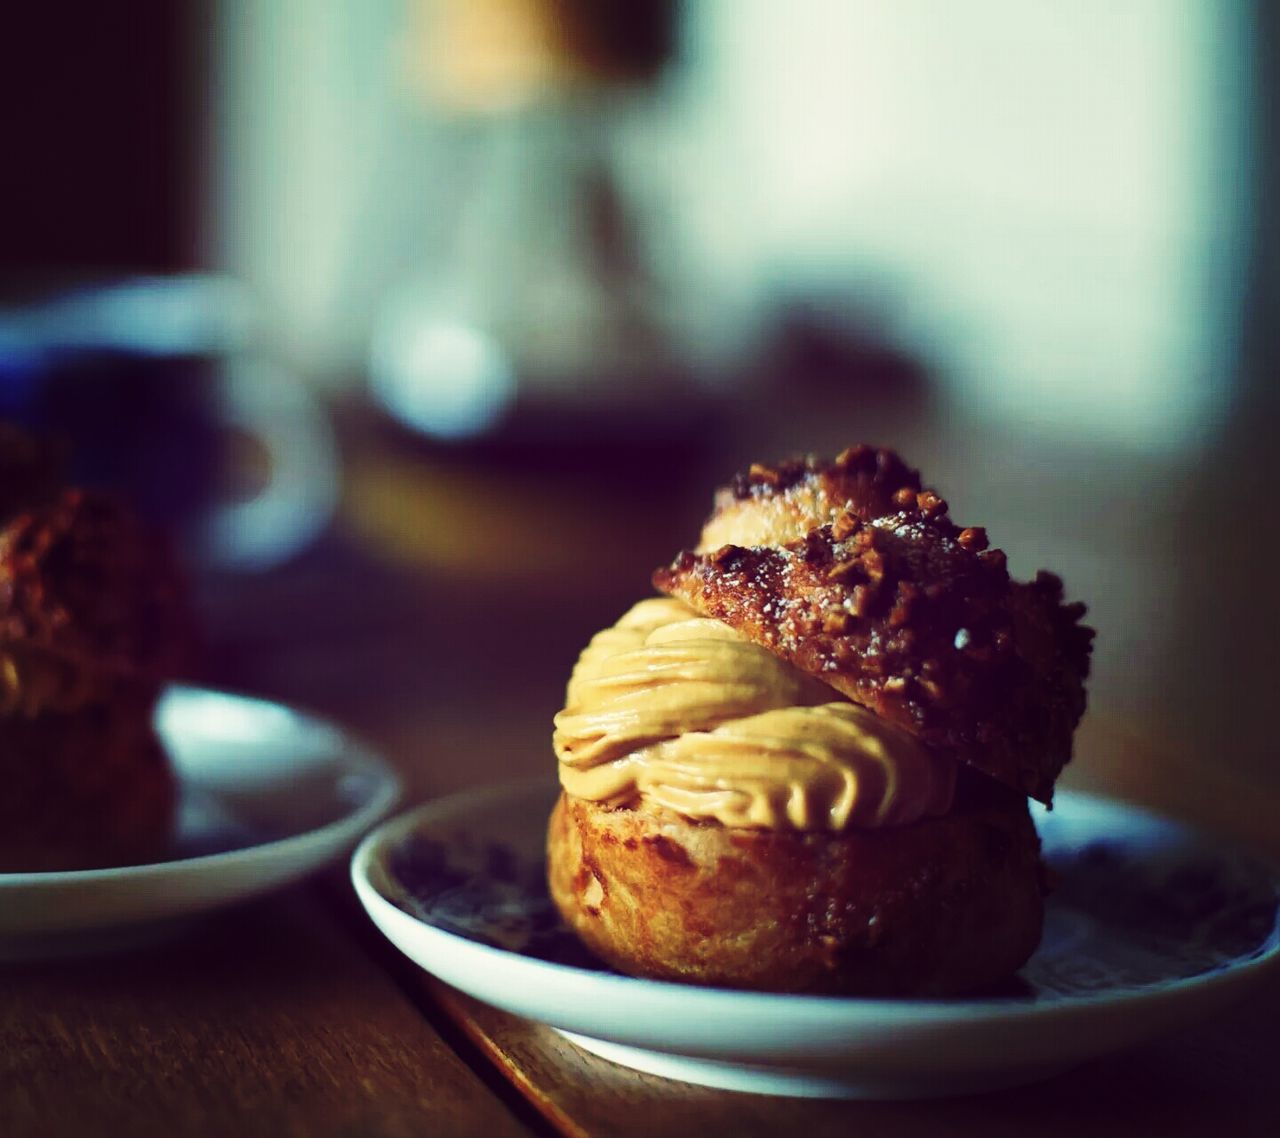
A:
548,446,1092,996
0,426,189,872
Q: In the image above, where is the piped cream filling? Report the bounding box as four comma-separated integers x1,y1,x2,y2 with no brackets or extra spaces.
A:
553,597,955,831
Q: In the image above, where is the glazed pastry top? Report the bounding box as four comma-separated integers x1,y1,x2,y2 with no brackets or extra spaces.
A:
657,446,1093,802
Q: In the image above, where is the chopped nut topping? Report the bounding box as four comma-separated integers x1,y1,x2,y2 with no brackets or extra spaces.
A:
653,444,1094,803
831,509,859,541
915,490,947,520
827,559,861,584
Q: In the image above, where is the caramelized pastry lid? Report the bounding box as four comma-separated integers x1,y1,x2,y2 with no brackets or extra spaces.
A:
655,445,1093,803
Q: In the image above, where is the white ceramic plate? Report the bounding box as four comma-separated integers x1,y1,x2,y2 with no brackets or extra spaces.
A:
353,781,1280,1100
0,686,400,958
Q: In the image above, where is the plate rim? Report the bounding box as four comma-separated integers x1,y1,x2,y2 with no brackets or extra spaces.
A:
0,683,402,890
352,778,1280,1029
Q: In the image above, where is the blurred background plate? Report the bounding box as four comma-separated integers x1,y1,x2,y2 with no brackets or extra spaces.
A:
0,687,400,959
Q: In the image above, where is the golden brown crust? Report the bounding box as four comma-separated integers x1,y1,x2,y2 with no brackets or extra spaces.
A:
654,446,1092,802
548,782,1045,997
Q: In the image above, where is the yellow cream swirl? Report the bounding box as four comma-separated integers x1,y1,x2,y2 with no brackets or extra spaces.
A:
553,598,955,830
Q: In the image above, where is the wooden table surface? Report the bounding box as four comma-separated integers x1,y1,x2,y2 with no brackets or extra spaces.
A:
5,412,1279,1137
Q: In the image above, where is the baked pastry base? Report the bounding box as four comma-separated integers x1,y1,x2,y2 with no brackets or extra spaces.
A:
547,781,1045,997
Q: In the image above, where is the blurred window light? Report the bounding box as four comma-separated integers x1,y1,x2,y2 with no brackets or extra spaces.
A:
215,0,1255,453
679,0,1254,451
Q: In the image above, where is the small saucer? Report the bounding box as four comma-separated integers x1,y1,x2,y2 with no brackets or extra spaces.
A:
353,781,1280,1100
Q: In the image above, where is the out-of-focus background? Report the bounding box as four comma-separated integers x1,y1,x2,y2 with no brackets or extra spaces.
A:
2,1,1276,833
